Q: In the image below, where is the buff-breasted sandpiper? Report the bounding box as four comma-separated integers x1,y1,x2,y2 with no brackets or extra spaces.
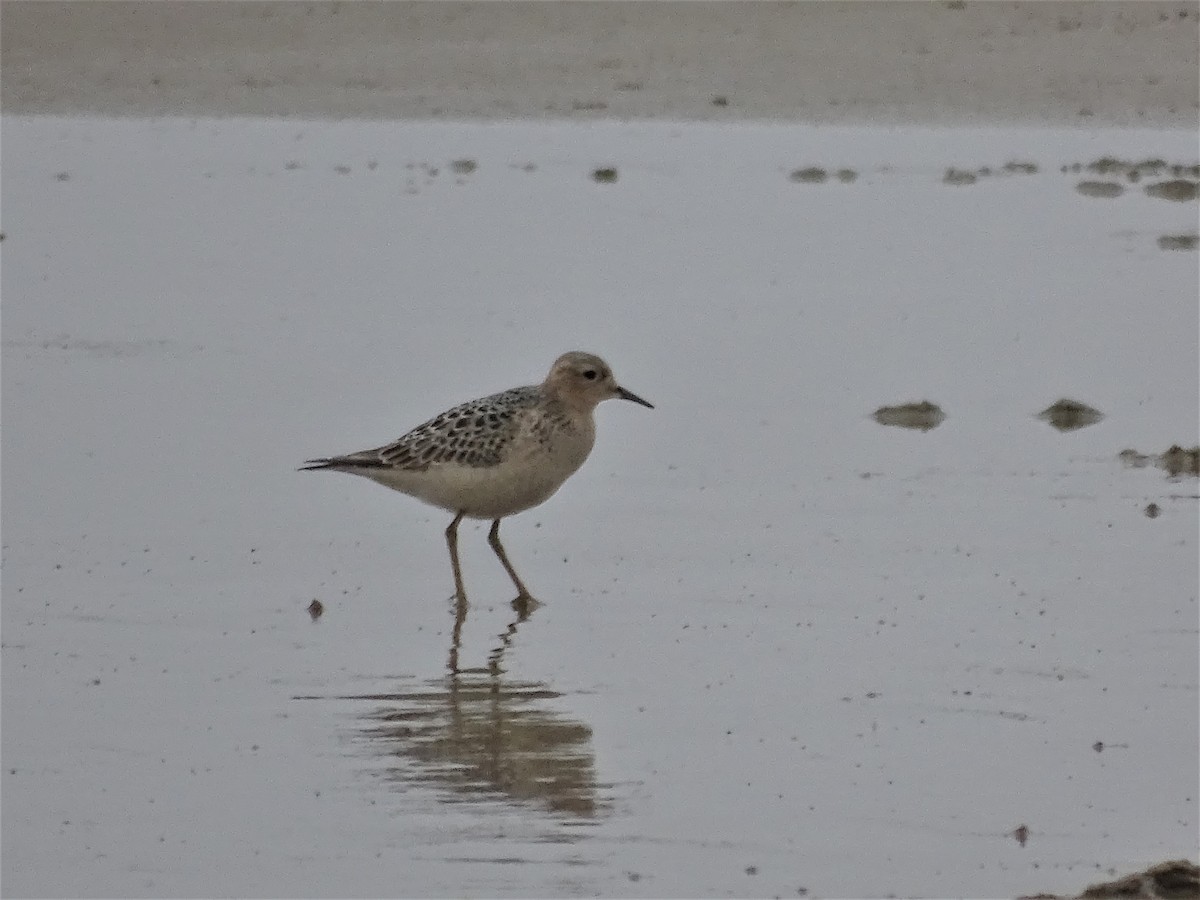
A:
302,351,652,603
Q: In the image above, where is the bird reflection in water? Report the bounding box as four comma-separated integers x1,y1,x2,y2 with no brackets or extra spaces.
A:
349,597,603,819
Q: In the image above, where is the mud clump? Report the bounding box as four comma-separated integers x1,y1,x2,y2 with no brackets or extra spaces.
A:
1158,234,1199,250
1160,445,1200,477
873,401,946,431
943,167,977,186
591,167,618,183
1066,158,1199,180
1004,161,1039,175
1080,859,1200,899
307,599,324,621
1144,179,1198,202
1119,445,1200,477
790,167,828,183
450,159,477,175
1021,858,1200,900
1075,181,1124,198
1037,399,1104,432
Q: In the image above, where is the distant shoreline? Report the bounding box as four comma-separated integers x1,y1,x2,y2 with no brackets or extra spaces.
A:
3,1,1197,128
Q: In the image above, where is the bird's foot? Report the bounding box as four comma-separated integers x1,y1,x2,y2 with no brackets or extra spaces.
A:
511,594,541,620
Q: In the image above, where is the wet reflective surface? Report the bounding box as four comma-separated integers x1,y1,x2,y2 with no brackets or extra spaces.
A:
301,602,605,822
3,118,1197,898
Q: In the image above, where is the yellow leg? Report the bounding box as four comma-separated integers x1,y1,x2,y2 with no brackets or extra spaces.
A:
445,512,467,602
488,518,534,602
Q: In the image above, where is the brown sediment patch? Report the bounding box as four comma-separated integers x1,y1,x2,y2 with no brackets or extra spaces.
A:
591,167,618,183
1036,399,1104,431
790,167,828,183
1063,160,1200,186
1158,233,1199,250
1080,859,1200,899
307,599,324,621
1075,180,1124,198
1021,859,1200,900
872,401,946,431
1145,179,1199,202
1119,445,1200,477
941,162,1041,183
943,167,977,185
1160,445,1200,477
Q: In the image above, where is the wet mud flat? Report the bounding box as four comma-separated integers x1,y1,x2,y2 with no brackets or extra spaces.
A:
3,117,1197,898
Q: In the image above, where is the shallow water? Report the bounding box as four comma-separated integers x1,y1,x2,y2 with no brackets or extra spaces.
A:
3,117,1197,898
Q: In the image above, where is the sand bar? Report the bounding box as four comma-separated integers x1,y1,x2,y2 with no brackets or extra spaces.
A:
3,1,1197,127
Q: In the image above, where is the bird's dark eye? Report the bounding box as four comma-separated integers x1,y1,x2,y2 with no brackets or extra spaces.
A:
583,369,598,380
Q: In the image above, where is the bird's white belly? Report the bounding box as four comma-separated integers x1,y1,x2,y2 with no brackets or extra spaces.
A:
366,435,593,519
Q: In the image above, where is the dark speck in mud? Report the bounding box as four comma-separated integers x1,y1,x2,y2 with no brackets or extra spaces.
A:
333,165,351,175
836,168,858,183
873,401,946,431
1143,503,1161,519
307,599,324,621
711,95,729,107
1003,161,1039,175
1037,399,1104,431
943,168,977,185
55,171,71,182
615,81,643,92
591,167,618,183
1012,824,1030,847
1075,181,1124,198
450,159,477,175
1158,234,1199,251
1144,179,1198,202
572,100,608,111
790,167,827,183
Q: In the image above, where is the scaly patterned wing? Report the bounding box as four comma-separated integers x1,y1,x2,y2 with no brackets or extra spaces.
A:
378,387,541,469
302,386,542,474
